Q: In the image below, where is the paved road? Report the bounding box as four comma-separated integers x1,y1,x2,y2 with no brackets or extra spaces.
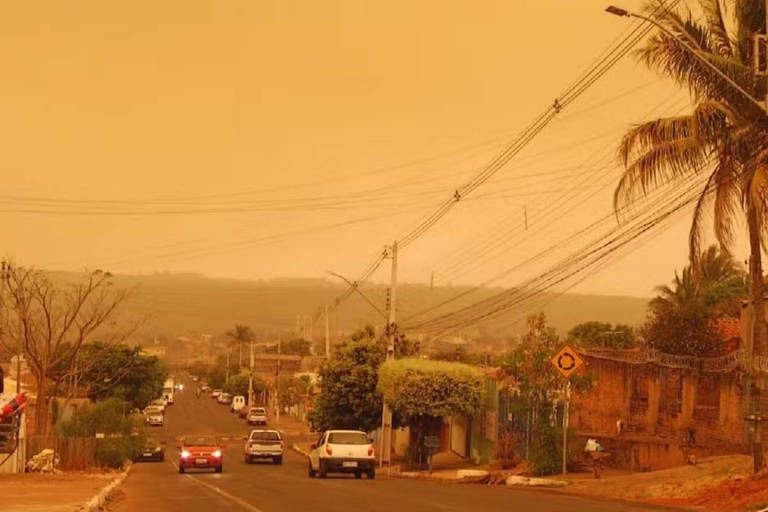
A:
110,377,677,512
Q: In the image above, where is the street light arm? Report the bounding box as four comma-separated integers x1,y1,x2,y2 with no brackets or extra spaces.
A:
325,271,388,319
606,6,765,112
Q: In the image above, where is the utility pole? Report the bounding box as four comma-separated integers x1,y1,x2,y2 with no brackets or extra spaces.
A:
379,241,397,468
248,339,254,406
225,347,231,383
324,305,330,357
275,337,281,426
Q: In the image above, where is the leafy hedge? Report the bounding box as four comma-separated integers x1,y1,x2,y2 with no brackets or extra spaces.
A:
377,358,485,420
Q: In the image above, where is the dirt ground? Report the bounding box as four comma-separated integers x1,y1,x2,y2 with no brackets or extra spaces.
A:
565,455,754,506
1,471,119,512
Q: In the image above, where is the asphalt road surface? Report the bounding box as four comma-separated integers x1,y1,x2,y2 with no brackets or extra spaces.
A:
109,377,678,512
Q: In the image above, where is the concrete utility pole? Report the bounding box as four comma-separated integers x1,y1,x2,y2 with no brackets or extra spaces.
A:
225,347,231,383
324,305,330,357
379,241,397,468
275,337,281,426
248,339,254,405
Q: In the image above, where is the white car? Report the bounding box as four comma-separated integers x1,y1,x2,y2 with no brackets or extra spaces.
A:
144,406,164,426
244,429,284,464
149,398,167,412
211,389,222,398
218,393,232,405
308,430,375,479
246,407,268,425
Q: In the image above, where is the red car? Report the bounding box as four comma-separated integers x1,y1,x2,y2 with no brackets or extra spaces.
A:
178,436,223,473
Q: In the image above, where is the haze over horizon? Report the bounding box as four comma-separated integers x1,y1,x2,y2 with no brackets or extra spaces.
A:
0,0,749,301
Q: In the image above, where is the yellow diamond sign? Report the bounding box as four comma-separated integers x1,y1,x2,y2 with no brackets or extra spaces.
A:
550,344,584,379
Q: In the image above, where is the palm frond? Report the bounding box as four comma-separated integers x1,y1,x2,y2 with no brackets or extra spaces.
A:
700,0,735,57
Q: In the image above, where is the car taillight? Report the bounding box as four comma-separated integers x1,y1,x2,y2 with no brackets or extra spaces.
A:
280,440,285,448
325,444,332,456
181,450,190,459
212,450,222,458
368,445,374,457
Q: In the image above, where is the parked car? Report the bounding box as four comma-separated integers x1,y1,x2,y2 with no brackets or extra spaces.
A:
144,406,164,427
211,389,222,398
201,384,211,392
218,393,233,405
133,437,166,462
246,407,268,425
192,376,199,382
230,395,246,413
178,436,223,473
308,430,375,479
150,398,167,412
244,429,284,464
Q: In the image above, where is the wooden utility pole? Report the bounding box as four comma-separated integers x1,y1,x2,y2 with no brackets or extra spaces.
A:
275,338,281,426
248,339,254,405
379,241,397,468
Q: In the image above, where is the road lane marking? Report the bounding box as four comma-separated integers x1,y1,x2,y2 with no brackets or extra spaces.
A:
166,457,265,512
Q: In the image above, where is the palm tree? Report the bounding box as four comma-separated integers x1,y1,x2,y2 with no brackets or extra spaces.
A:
615,0,768,356
227,324,254,369
651,245,746,316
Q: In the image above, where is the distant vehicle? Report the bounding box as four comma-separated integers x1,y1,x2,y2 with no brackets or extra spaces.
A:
133,437,166,462
218,393,232,405
149,398,167,412
246,407,268,426
238,406,249,419
211,389,222,398
244,430,284,464
162,378,175,405
308,430,375,479
178,436,223,473
201,384,211,392
192,376,199,382
230,395,246,413
144,406,164,427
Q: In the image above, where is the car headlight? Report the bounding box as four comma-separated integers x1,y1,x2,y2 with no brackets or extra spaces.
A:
181,450,190,459
212,450,222,458
155,447,162,452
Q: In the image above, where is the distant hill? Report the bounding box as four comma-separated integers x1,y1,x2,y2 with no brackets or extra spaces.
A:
52,272,648,346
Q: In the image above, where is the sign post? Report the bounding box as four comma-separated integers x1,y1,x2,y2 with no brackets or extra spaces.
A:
550,344,584,476
424,435,440,474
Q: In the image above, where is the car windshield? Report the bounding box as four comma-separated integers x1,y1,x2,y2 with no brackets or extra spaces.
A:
250,408,266,414
328,432,370,445
249,431,280,441
184,436,218,447
145,407,161,413
146,438,161,448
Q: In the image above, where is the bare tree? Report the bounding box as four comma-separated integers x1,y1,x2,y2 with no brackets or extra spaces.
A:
0,265,131,436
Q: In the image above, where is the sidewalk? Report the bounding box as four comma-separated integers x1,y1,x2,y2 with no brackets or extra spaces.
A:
1,471,123,512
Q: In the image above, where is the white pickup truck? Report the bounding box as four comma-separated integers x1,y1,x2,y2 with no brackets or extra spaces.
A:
308,430,375,479
244,429,284,464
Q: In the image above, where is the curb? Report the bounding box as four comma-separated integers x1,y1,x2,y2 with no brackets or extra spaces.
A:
291,443,310,459
80,464,131,512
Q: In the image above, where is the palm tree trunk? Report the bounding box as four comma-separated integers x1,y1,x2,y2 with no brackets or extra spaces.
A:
239,343,243,369
748,206,767,357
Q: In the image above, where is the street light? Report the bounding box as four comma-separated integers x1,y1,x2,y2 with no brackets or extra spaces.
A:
605,5,766,112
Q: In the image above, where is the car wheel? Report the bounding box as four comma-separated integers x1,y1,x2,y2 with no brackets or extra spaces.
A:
160,455,165,462
367,467,376,479
215,466,222,473
179,466,185,474
318,459,328,478
274,456,283,465
245,455,250,464
354,471,362,479
308,461,316,478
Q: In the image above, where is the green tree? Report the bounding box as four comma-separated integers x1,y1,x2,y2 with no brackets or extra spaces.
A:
71,343,167,408
224,373,265,398
567,322,635,349
644,245,745,355
278,375,313,408
614,1,768,357
309,327,384,432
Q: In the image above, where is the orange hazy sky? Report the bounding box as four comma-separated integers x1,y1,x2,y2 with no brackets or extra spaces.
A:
0,0,744,298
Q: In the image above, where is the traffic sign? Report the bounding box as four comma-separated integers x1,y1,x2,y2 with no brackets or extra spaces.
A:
550,344,584,379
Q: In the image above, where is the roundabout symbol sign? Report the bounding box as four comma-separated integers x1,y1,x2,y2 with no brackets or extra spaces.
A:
550,344,584,379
